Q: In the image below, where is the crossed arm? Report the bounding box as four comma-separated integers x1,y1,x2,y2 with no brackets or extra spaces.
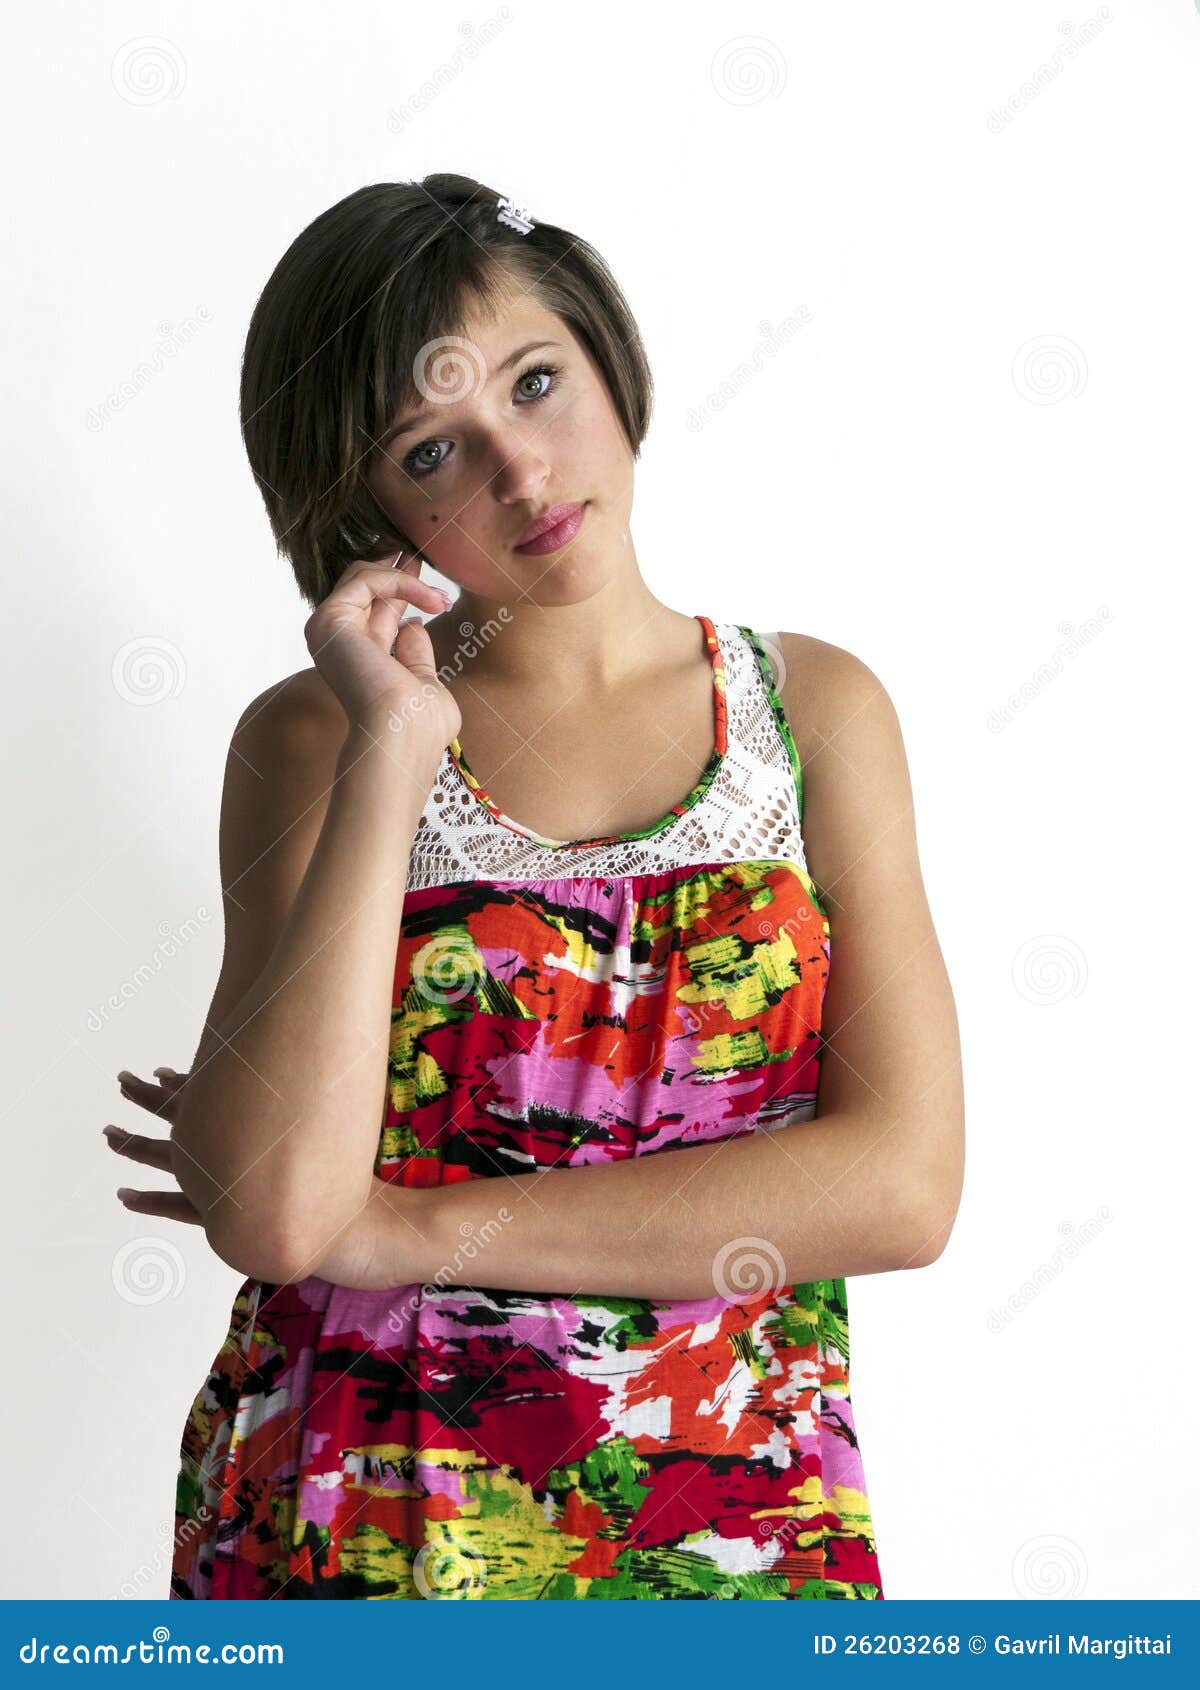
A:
113,641,963,1299
332,641,963,1299
337,1095,957,1301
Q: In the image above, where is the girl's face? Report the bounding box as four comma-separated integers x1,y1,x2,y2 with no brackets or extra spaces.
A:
364,279,635,606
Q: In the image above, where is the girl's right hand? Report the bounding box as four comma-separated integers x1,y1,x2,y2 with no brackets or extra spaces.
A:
303,552,463,746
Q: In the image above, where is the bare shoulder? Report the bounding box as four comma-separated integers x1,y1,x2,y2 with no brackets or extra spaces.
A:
764,628,920,917
218,663,351,946
764,631,895,775
230,663,348,759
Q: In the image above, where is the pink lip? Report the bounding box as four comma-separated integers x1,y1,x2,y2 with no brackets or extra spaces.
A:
514,501,587,554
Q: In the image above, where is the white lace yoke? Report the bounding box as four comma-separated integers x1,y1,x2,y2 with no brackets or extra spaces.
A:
405,623,810,890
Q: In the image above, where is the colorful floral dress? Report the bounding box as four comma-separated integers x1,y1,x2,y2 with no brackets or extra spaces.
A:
170,616,884,1600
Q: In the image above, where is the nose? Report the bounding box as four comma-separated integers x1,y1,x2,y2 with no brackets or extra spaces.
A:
488,429,552,506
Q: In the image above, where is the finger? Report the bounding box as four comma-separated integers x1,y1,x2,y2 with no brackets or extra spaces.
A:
116,1187,204,1225
103,1126,172,1172
366,592,405,652
153,1067,189,1086
344,548,423,581
335,551,427,588
316,565,450,622
388,617,441,683
116,1071,176,1116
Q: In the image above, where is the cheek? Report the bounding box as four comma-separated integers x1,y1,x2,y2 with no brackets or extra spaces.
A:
367,465,408,521
570,392,624,465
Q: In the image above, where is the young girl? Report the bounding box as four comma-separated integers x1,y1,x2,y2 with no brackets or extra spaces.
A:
108,173,963,1600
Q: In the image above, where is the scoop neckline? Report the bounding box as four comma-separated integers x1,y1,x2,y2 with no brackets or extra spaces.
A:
445,613,729,852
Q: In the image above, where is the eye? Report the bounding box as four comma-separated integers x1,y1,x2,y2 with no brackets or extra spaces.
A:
514,362,560,402
401,362,562,479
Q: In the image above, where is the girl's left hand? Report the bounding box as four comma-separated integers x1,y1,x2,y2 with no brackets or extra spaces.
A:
106,1061,427,1284
107,1065,411,1289
106,1066,202,1224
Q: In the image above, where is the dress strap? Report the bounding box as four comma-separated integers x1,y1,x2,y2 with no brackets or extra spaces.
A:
734,626,807,826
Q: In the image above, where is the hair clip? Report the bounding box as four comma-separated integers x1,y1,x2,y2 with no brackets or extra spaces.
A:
496,195,534,236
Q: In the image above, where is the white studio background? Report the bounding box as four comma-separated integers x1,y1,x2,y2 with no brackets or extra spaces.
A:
1,0,1195,1601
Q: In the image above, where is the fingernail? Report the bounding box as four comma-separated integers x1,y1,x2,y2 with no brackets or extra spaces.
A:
116,1188,137,1203
435,587,453,606
102,1125,123,1139
116,1071,133,1083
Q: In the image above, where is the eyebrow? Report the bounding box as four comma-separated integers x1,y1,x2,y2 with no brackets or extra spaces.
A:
377,338,563,449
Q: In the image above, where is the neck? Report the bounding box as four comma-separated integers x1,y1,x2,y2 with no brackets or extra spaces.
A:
434,552,697,692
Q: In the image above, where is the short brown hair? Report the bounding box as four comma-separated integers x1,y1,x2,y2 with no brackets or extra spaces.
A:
239,174,654,608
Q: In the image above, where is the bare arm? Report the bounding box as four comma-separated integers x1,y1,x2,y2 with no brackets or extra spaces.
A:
328,637,966,1300
169,685,445,1283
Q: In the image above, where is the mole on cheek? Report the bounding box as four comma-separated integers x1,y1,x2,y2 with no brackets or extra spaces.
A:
430,515,439,524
